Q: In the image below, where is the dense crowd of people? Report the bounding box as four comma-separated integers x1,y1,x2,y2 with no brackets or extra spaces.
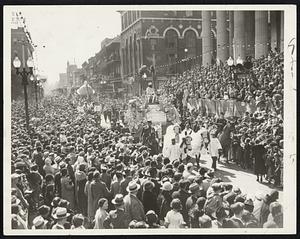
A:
10,52,284,230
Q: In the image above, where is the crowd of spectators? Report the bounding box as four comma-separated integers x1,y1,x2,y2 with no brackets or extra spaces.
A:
10,92,282,230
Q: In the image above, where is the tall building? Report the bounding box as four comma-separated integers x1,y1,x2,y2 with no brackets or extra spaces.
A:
119,10,284,86
83,36,122,98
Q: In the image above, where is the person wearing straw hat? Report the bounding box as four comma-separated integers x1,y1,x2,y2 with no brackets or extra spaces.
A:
103,194,130,229
123,181,145,222
51,207,70,229
32,215,48,229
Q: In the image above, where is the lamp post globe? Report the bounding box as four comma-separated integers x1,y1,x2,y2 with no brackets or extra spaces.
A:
227,57,234,67
26,56,34,68
236,56,243,65
13,56,21,69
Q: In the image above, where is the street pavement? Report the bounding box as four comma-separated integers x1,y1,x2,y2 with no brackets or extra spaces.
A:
199,152,283,203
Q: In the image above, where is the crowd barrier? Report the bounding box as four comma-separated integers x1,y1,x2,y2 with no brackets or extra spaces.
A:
191,99,272,117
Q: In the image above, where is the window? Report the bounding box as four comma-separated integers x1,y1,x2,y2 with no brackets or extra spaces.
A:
184,30,197,58
186,11,193,17
165,30,178,50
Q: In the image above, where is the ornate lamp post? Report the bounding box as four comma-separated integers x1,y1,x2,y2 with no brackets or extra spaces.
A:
13,55,34,132
30,74,40,110
184,48,188,71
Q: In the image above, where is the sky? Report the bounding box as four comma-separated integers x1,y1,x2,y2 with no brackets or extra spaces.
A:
13,6,121,93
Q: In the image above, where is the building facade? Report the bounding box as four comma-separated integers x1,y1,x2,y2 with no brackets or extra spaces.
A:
11,27,35,101
82,36,122,98
119,10,284,87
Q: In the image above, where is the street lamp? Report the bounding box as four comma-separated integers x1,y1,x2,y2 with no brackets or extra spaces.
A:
13,55,34,133
184,48,188,71
30,74,40,111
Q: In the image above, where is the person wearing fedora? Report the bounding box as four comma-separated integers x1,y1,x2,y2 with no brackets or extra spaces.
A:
51,207,70,229
32,215,48,229
123,181,145,222
103,194,130,229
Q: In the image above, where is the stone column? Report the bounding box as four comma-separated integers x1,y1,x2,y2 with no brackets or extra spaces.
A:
216,11,229,63
245,11,255,57
233,11,246,62
136,40,140,70
120,47,124,78
270,11,280,51
202,11,213,66
131,38,136,74
228,11,234,58
280,11,284,52
140,39,144,65
255,11,268,58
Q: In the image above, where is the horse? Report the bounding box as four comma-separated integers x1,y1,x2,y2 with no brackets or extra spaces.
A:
218,122,235,161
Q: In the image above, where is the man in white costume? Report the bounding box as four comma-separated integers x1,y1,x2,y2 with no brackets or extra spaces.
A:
165,138,181,163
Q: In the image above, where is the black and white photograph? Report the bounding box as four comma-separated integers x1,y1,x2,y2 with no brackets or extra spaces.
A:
3,5,297,235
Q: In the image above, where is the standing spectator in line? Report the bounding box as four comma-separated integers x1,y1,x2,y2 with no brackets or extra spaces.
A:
252,139,266,182
31,146,44,177
259,190,279,226
263,202,283,228
27,164,43,208
71,214,85,229
32,215,48,229
91,171,110,220
212,207,228,228
94,198,109,229
172,179,190,223
51,207,70,229
100,165,112,189
84,171,94,221
110,171,124,198
228,202,245,228
124,181,145,222
42,174,55,207
75,164,87,215
158,181,173,224
204,183,223,219
208,130,222,171
164,198,185,228
142,180,158,214
189,197,206,228
60,168,75,210
104,194,130,229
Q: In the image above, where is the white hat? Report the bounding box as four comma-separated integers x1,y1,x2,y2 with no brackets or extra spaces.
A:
126,181,141,193
52,207,70,220
161,181,173,191
32,215,47,229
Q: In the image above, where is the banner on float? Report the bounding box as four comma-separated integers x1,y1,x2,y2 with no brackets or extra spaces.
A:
197,99,258,117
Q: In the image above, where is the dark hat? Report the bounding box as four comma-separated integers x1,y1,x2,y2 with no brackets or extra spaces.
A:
38,205,50,216
170,198,182,210
51,196,61,207
143,180,155,191
111,194,124,206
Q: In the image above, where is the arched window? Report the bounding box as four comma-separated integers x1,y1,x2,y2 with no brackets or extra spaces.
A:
165,30,179,74
165,29,178,50
184,30,197,58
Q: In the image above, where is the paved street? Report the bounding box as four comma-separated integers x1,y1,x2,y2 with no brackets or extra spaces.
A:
200,153,283,203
